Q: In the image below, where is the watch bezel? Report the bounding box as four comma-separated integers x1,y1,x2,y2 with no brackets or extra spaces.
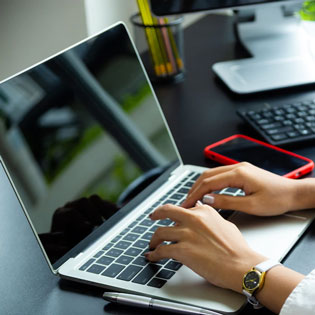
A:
242,269,263,293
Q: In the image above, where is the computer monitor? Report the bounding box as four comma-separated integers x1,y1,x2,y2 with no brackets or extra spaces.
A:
150,0,315,94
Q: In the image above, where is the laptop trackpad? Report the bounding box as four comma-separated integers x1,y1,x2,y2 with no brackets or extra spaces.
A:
230,210,315,262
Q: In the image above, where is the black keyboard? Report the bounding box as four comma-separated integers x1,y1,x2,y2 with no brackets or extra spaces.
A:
78,172,244,288
237,99,315,145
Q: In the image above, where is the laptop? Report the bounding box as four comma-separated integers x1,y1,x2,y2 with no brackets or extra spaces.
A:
0,22,314,314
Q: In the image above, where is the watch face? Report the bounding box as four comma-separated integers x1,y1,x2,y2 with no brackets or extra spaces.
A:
244,270,260,290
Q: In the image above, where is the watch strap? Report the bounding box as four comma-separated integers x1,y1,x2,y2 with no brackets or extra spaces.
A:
255,259,281,273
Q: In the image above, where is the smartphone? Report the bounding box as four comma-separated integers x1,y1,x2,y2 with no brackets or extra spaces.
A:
204,134,314,178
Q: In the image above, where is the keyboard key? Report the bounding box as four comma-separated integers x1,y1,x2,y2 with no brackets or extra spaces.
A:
178,187,189,194
156,269,175,279
111,235,122,243
147,278,167,288
132,264,161,285
136,214,146,221
190,173,201,181
117,265,142,281
261,122,282,130
101,264,125,278
119,229,130,236
271,134,287,141
97,256,115,266
79,258,95,271
123,233,140,242
86,264,106,274
287,131,300,138
94,250,104,258
132,226,148,234
165,261,182,271
115,240,132,250
170,193,185,200
116,255,134,265
103,243,114,251
150,225,160,232
133,240,149,249
155,258,169,265
163,199,178,205
125,247,143,257
157,219,172,226
106,248,123,257
184,181,194,188
132,256,149,266
139,219,155,227
128,221,138,229
142,232,154,241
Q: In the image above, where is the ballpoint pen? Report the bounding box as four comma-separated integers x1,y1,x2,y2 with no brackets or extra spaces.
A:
103,292,222,315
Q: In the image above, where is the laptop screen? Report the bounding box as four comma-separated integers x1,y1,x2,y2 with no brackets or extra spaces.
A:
0,23,180,266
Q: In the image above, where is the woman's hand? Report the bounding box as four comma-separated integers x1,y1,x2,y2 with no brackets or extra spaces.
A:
182,162,304,216
146,203,266,293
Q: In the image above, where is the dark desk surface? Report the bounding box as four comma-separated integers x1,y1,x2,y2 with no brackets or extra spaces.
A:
2,14,315,315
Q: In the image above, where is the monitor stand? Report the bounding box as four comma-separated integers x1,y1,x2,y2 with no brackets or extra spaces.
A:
212,6,315,94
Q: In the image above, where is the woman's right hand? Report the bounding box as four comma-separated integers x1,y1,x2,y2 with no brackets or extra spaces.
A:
182,162,311,216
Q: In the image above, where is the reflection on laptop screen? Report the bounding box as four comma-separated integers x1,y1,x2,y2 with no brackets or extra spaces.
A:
0,24,179,265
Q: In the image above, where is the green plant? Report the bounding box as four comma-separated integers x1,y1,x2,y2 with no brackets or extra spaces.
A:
300,1,315,21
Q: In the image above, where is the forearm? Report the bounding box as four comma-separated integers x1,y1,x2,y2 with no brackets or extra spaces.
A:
255,265,304,314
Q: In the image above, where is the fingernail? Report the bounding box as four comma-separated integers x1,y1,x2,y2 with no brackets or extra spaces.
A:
202,195,214,205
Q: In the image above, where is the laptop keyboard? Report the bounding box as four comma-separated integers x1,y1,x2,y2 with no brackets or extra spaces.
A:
237,99,315,145
79,171,244,288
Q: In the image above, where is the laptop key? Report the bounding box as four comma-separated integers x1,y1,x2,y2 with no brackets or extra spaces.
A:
102,264,125,278
86,264,106,274
106,248,123,257
139,219,155,227
132,226,147,234
157,219,172,226
115,240,132,250
132,264,161,285
93,250,104,258
124,247,142,257
147,278,167,288
117,265,142,281
96,256,115,266
132,256,149,266
103,243,114,251
142,232,154,241
156,269,175,279
178,187,189,194
111,235,122,243
133,240,149,249
123,233,140,242
116,255,134,265
79,258,95,271
170,193,184,200
165,261,182,271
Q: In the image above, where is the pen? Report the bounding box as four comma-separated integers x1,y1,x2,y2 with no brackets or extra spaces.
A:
103,292,222,315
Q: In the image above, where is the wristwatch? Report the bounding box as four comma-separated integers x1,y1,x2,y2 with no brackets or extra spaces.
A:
242,260,281,309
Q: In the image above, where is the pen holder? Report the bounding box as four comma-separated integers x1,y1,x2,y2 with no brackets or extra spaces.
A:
131,13,185,84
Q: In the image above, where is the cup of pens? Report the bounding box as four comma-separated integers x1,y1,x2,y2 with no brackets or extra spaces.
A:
131,2,185,84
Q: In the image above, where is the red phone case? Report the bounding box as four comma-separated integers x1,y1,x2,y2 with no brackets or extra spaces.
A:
204,134,314,178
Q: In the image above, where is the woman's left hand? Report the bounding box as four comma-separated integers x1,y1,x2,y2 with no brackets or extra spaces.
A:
146,203,266,293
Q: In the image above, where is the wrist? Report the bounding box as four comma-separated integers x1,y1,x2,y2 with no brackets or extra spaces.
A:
291,178,315,210
231,251,267,294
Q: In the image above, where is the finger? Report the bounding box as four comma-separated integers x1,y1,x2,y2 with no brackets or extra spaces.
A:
182,170,245,208
150,204,193,224
188,164,240,195
150,226,182,249
203,193,255,213
145,243,179,262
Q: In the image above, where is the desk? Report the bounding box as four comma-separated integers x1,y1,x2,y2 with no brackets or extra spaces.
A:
2,14,315,315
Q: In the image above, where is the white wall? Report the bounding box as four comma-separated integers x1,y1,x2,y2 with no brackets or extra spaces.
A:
0,0,205,82
0,0,87,81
